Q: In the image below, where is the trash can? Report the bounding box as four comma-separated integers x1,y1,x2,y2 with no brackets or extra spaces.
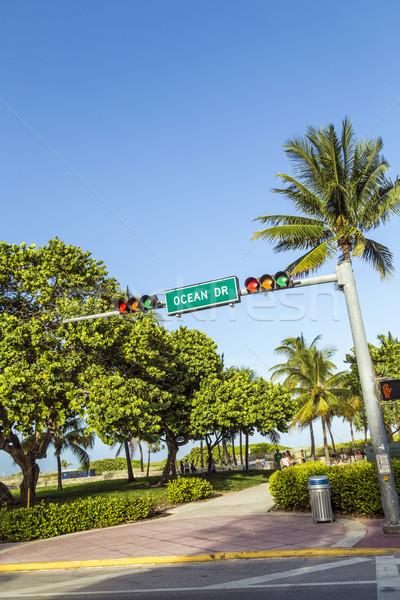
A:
307,475,334,523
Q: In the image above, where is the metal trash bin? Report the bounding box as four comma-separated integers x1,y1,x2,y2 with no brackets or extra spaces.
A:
307,475,334,523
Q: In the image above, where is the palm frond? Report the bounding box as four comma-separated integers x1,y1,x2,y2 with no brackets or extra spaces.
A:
284,239,337,275
352,237,394,278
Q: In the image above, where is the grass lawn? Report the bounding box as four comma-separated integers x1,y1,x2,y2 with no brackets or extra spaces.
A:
10,469,273,508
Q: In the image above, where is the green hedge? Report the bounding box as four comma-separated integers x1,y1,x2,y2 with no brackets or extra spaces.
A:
166,476,213,504
269,459,400,515
0,496,152,542
86,458,141,473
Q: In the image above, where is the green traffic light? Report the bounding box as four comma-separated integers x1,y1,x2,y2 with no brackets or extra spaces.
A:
275,275,288,287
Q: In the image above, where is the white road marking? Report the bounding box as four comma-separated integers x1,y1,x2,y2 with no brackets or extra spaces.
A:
207,557,372,588
0,581,376,597
376,556,400,600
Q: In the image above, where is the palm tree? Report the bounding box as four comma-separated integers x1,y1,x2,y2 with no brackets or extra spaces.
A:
271,336,350,464
253,117,400,278
23,417,95,491
272,334,320,459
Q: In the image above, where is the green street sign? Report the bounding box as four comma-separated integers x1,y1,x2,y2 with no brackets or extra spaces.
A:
164,276,240,316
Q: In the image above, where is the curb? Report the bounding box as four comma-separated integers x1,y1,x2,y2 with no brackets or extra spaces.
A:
1,547,400,572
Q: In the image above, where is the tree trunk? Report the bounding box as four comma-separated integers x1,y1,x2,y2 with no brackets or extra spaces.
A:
239,429,243,465
245,432,249,471
321,418,330,465
350,419,356,449
206,437,214,474
364,426,368,446
56,452,63,491
0,482,15,505
19,458,40,506
222,437,231,466
124,440,135,482
309,422,316,460
200,438,204,469
217,441,222,466
326,420,336,454
146,446,151,478
158,438,178,485
231,434,237,466
138,440,144,472
0,430,53,505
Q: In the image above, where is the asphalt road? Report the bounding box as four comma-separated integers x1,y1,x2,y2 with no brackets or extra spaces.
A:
1,555,400,600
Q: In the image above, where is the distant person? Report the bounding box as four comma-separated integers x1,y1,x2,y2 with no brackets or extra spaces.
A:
184,460,190,474
339,448,347,462
190,461,196,473
180,460,184,474
280,452,290,469
300,449,306,463
274,448,282,470
349,447,356,462
286,450,295,465
210,459,216,473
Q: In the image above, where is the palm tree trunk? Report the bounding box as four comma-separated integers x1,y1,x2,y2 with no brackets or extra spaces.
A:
239,429,243,465
309,422,316,460
245,432,249,471
326,420,336,454
124,440,135,482
321,418,331,465
350,419,356,449
56,452,63,491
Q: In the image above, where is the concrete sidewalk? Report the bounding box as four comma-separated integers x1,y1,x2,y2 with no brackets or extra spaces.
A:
0,483,399,571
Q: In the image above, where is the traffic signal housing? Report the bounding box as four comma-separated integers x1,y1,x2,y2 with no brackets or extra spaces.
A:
114,295,160,314
244,271,292,293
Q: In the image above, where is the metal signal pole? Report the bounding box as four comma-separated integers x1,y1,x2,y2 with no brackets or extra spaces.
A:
336,260,400,533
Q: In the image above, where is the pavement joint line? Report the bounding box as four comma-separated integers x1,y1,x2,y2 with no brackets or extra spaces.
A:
1,547,400,572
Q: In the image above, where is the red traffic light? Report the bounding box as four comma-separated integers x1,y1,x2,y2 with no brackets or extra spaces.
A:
114,299,129,314
244,277,260,293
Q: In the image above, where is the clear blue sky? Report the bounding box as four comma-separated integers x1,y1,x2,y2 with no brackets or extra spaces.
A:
1,1,400,476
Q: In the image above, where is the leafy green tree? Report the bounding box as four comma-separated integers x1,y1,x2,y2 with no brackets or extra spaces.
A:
68,314,223,485
191,368,294,473
253,117,400,277
345,332,400,441
0,239,118,504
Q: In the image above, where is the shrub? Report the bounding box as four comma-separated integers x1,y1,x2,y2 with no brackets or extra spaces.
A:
0,496,152,542
269,459,400,515
87,458,141,473
166,476,213,504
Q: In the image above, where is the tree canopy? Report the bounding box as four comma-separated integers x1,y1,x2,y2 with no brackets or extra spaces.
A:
253,117,400,277
0,239,118,503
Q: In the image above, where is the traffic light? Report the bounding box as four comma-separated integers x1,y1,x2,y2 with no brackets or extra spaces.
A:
114,295,160,314
244,271,292,293
114,298,130,314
